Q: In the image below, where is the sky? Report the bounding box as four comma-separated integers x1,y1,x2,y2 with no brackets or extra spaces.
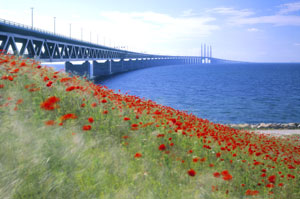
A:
1,0,300,62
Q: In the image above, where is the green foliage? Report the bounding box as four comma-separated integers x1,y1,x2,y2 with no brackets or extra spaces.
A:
0,55,299,198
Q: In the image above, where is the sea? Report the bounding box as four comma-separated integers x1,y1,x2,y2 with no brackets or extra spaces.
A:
45,63,300,125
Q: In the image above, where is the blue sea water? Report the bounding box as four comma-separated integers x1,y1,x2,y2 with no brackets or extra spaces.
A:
96,63,300,124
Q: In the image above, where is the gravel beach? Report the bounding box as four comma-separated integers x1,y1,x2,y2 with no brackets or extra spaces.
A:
226,123,300,136
254,129,300,136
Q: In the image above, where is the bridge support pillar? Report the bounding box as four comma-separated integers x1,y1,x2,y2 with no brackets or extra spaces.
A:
111,59,124,73
93,60,112,77
109,59,112,74
65,61,91,78
122,59,132,71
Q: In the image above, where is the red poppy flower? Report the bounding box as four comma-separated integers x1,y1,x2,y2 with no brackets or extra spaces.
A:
20,62,26,67
187,169,196,177
82,125,92,131
47,96,60,104
45,120,55,126
43,76,49,82
10,68,19,73
287,174,295,179
46,81,53,87
40,96,60,110
266,184,274,188
158,144,166,151
0,84,4,89
213,172,220,178
268,175,276,184
60,77,71,82
60,113,77,122
221,170,232,181
16,99,23,105
223,174,232,181
88,117,94,123
123,117,130,121
253,161,260,165
288,165,295,169
81,103,86,107
101,99,107,103
66,86,76,91
131,124,138,128
153,110,162,115
221,170,229,176
134,153,142,158
103,110,108,114
245,190,259,196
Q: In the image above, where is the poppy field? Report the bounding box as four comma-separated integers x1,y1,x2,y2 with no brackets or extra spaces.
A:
0,53,299,198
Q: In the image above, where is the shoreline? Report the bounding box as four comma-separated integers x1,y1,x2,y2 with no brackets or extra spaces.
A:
254,129,300,136
226,122,300,130
226,123,300,136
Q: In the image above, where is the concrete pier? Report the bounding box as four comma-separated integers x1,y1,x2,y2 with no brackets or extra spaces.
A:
65,61,91,77
93,60,111,76
65,57,213,79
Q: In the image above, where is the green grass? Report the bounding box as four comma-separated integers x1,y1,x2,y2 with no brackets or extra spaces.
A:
0,54,300,199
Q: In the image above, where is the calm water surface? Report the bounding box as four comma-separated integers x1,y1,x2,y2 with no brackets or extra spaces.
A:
97,63,300,124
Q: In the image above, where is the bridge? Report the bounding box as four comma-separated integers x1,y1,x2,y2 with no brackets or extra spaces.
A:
0,18,233,79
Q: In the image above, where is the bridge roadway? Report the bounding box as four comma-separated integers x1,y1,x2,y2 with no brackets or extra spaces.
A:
0,18,226,79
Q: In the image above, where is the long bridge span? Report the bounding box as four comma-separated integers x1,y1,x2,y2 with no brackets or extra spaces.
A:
0,18,237,79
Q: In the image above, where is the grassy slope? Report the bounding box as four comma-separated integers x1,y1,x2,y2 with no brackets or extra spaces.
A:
0,54,299,199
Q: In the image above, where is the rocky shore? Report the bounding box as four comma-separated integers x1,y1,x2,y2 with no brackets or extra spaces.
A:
226,123,300,130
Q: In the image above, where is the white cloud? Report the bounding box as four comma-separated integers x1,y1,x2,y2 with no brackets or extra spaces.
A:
236,15,300,26
247,28,260,32
95,11,219,54
278,2,300,14
208,7,254,18
294,43,300,46
181,9,196,17
208,5,300,27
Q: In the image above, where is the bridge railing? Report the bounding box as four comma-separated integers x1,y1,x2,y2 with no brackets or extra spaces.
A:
0,18,70,40
1,18,197,58
0,18,154,57
0,18,113,49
